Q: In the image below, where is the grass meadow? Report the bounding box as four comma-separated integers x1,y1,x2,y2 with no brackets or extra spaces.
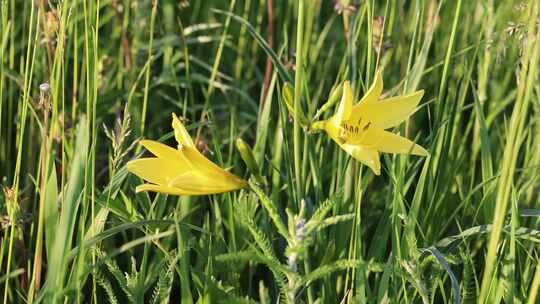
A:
1,0,540,303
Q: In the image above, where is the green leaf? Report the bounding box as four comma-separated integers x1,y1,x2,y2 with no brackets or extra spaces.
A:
299,259,358,287
44,168,58,261
0,269,25,285
424,247,461,304
44,116,89,301
249,180,290,241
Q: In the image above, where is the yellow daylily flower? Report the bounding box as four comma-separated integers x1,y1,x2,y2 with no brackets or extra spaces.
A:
312,71,428,175
127,114,248,195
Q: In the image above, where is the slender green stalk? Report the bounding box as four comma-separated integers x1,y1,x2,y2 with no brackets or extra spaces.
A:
293,0,305,203
90,1,101,302
140,0,158,135
293,2,314,303
528,260,540,304
27,86,51,303
196,0,237,140
479,2,539,302
0,9,7,154
4,3,38,302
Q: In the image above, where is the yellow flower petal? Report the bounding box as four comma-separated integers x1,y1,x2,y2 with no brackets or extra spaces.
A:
325,81,354,142
127,158,188,185
370,129,428,156
341,144,381,175
355,90,424,129
135,183,202,196
357,70,383,105
139,140,192,166
172,113,195,148
347,71,383,126
335,81,353,123
169,172,245,194
182,147,231,175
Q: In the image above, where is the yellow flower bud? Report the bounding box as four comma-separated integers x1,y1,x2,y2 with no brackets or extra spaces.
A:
236,138,265,185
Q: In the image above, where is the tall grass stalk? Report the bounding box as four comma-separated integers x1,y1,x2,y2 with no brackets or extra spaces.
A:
479,1,540,302
4,2,38,302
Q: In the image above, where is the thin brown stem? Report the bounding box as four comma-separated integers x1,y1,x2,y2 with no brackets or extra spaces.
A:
262,0,274,104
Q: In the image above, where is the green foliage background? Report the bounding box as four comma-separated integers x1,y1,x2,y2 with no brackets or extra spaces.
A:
0,0,539,303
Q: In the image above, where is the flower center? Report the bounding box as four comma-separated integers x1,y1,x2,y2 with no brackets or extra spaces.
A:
340,117,371,141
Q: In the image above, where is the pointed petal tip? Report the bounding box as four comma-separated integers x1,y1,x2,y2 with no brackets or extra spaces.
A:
171,112,180,128
238,178,249,189
126,159,143,172
355,70,384,107
371,159,381,175
171,113,195,148
413,89,425,100
366,162,381,175
416,146,429,157
335,82,353,122
374,69,384,85
139,139,164,152
223,173,249,191
410,139,429,157
171,112,181,127
374,69,383,81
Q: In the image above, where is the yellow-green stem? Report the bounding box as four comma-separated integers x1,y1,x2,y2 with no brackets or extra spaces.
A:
140,0,158,135
479,1,539,302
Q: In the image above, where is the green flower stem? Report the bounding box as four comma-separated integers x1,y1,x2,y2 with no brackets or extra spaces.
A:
293,0,305,203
